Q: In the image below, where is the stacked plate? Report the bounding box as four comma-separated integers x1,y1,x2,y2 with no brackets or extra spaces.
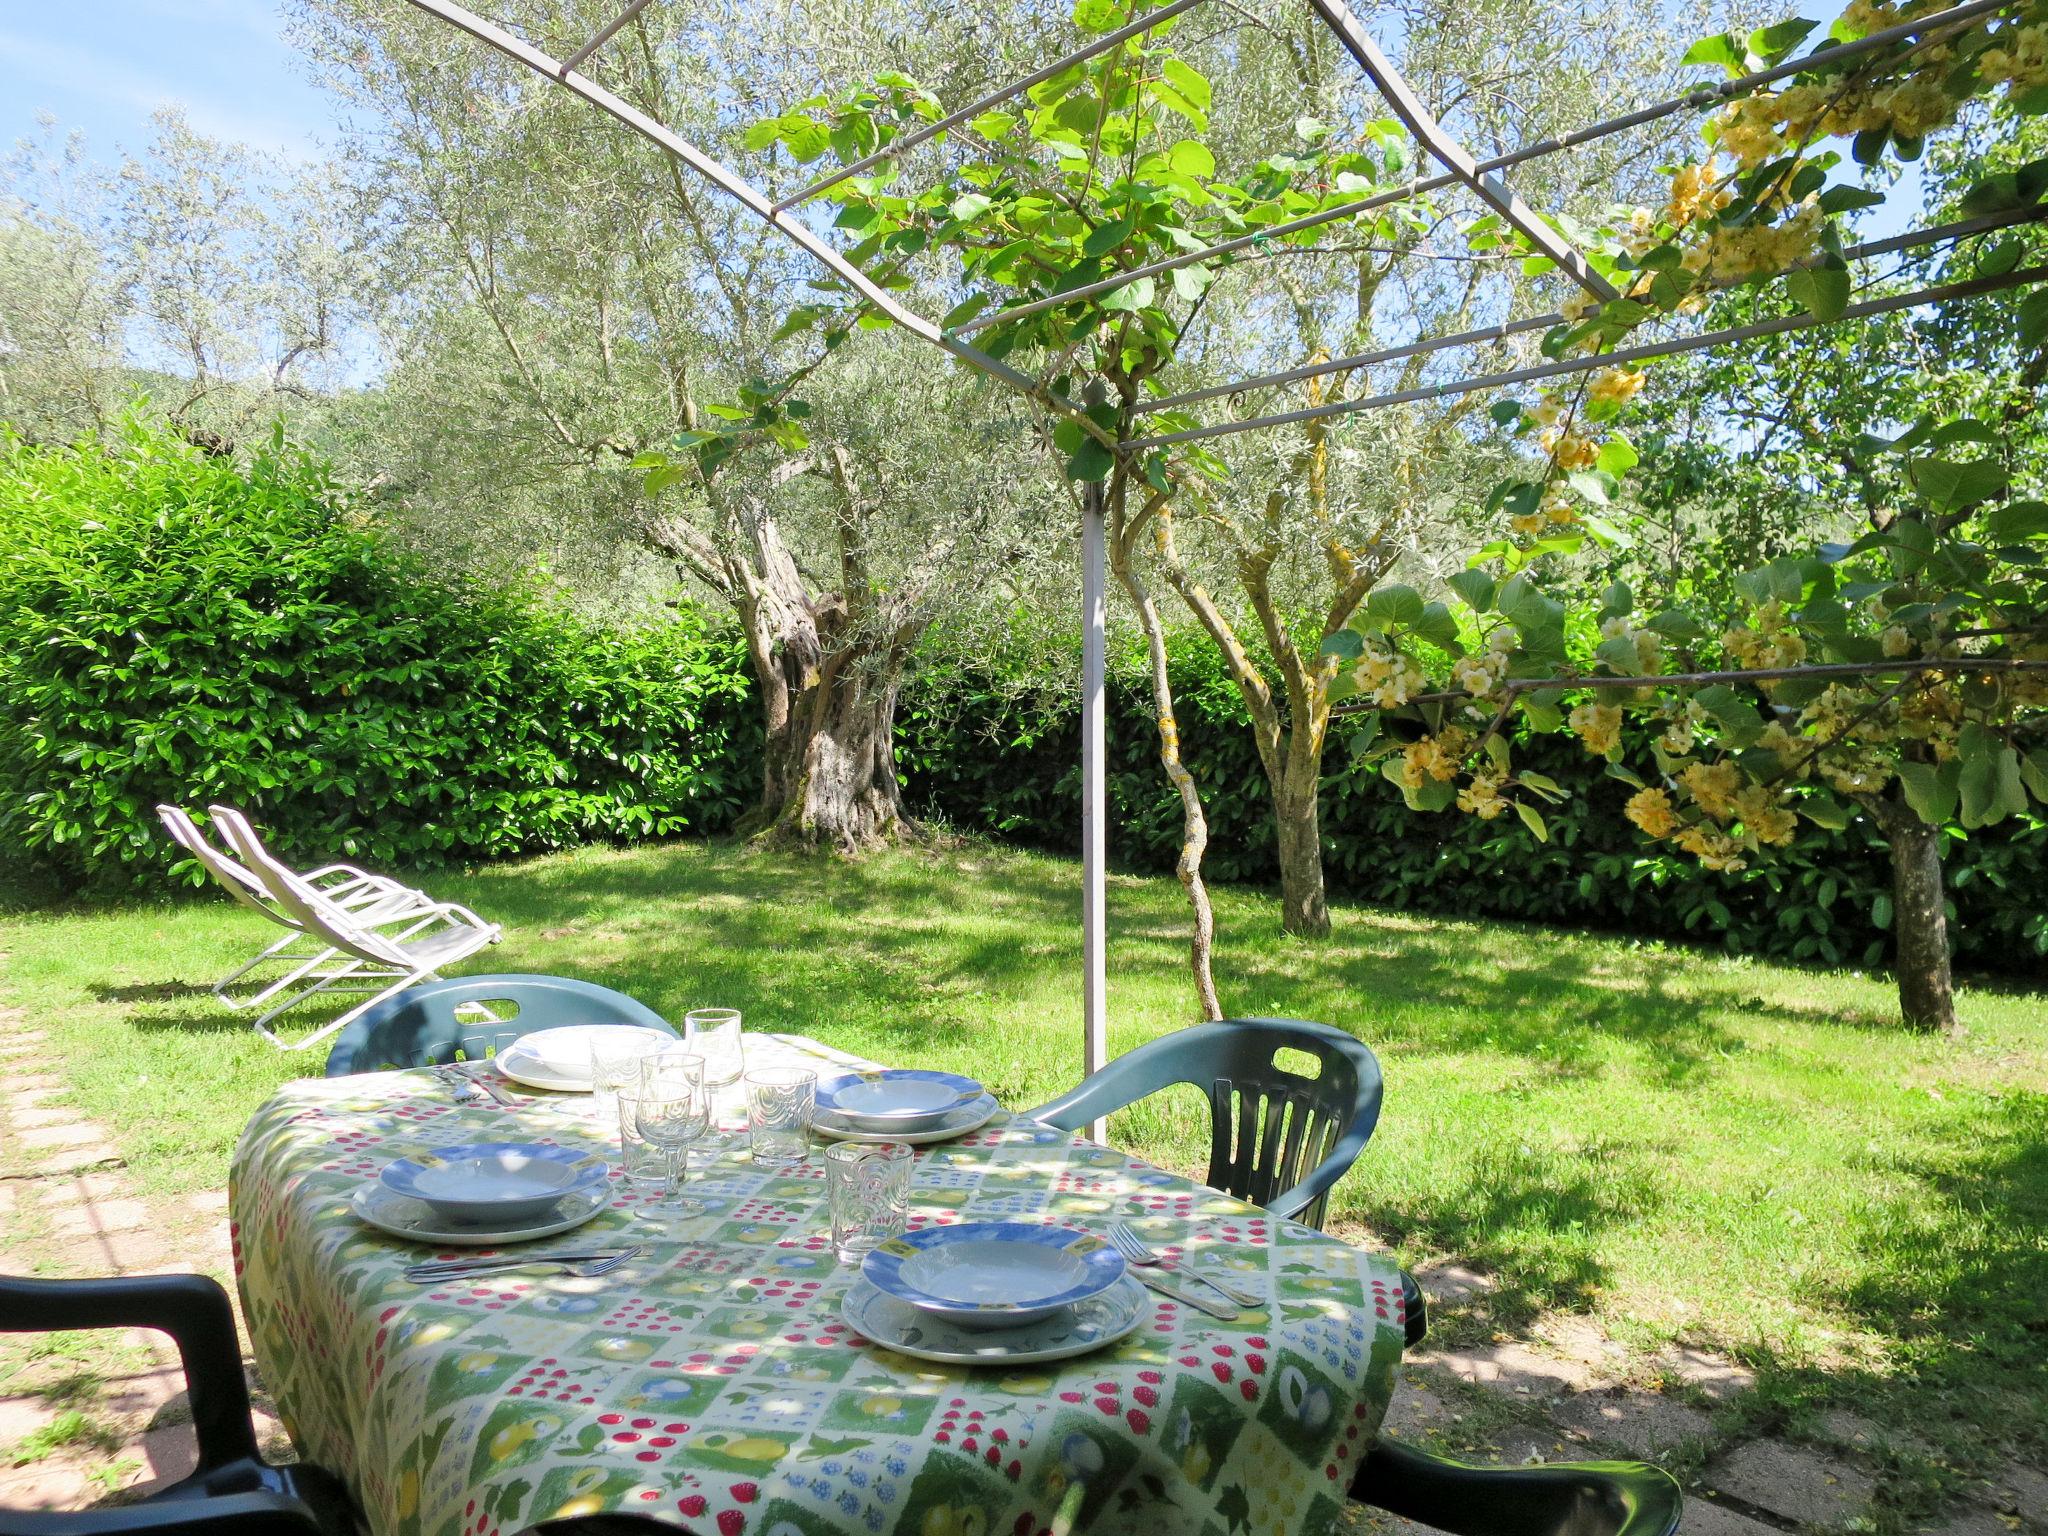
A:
491,1025,677,1092
841,1221,1148,1365
352,1141,613,1246
812,1068,999,1145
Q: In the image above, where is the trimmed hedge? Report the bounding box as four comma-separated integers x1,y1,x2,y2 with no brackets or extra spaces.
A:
0,422,752,894
895,636,2048,978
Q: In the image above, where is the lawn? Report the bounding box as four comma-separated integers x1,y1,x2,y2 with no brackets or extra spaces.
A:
2,835,2044,1482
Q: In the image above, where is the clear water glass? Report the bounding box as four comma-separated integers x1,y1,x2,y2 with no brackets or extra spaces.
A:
615,1093,669,1183
683,1008,745,1087
631,1051,711,1220
827,1141,912,1263
684,1008,746,1155
746,1067,816,1169
588,1033,646,1125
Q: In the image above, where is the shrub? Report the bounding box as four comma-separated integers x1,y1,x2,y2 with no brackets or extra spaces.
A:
0,419,753,894
896,631,2048,978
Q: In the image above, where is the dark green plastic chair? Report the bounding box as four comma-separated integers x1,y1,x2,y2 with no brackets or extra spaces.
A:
1350,1440,1683,1536
323,973,674,1077
0,1273,359,1536
1023,1017,1383,1229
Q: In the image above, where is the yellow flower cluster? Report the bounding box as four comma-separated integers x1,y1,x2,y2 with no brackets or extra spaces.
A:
1686,199,1824,282
1457,772,1509,820
1681,758,1742,818
1625,786,1680,837
1665,163,1732,229
1538,426,1599,471
1452,630,1517,701
1355,638,1426,709
1568,701,1623,755
1600,615,1664,673
1674,823,1748,872
1723,601,1808,670
1400,727,1469,788
1818,744,1895,796
1880,624,1914,658
1511,484,1578,539
1732,783,1798,845
1716,96,1787,171
1899,683,1963,759
1981,24,2048,96
1588,366,1647,411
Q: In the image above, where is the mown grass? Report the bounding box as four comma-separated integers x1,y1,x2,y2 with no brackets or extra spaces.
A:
2,836,2043,1480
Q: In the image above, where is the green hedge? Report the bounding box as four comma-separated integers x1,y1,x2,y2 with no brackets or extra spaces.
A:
895,635,2048,978
0,421,752,894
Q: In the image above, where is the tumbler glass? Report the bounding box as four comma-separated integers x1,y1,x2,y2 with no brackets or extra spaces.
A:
588,1033,646,1125
745,1066,816,1169
684,1008,746,1155
616,1093,670,1183
827,1141,912,1263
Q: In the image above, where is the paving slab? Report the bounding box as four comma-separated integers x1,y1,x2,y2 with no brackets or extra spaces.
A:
1682,1495,1796,1536
28,1147,123,1176
0,1458,92,1512
1707,1441,1876,1526
46,1228,169,1274
8,1106,86,1130
1553,1388,1714,1456
48,1199,152,1238
1977,1465,2048,1530
1661,1346,1758,1403
20,1122,111,1152
1411,1341,1591,1397
1921,1510,2026,1536
40,1171,132,1204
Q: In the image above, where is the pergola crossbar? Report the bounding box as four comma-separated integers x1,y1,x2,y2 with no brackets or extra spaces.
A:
1127,260,2048,449
1135,204,2048,417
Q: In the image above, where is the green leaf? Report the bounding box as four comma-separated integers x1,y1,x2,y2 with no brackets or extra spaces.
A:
1517,770,1565,801
1070,0,1125,31
1171,263,1214,302
1364,583,1426,628
1596,634,1643,675
940,292,992,329
1908,457,2007,511
742,119,782,151
1681,31,1744,74
1413,602,1461,649
1784,265,1850,322
1097,276,1154,312
1817,184,1886,215
1746,17,1817,60
1488,401,1524,427
1872,893,1894,930
1082,218,1134,257
1514,801,1549,843
1348,713,1382,756
1800,790,1854,830
950,192,994,221
1595,434,1639,477
1167,141,1216,178
2018,748,2048,804
1447,570,1496,612
1518,694,1564,732
1162,58,1212,110
1567,469,1614,506
1321,629,1364,660
1065,437,1115,483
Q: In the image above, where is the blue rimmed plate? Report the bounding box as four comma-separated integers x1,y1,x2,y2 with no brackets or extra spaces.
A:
841,1272,1147,1364
814,1069,984,1130
379,1142,610,1226
861,1221,1125,1329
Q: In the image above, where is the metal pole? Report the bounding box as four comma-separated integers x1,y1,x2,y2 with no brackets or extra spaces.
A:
1080,477,1109,1143
774,0,1214,211
950,0,2016,339
1127,261,2048,449
558,0,653,76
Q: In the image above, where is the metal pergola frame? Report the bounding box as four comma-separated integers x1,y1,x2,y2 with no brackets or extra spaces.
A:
400,0,2039,1100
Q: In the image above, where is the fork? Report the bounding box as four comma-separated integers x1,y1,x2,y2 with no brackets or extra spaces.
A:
404,1246,641,1284
1108,1222,1263,1308
445,1061,523,1107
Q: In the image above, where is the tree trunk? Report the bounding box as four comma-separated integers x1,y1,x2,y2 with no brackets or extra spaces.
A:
750,645,911,854
1273,775,1331,938
1884,807,1957,1033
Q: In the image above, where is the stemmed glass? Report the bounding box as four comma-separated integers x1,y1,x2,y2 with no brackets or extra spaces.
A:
629,1050,711,1222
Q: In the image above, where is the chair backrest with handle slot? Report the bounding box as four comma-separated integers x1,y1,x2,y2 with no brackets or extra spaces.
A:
325,973,676,1076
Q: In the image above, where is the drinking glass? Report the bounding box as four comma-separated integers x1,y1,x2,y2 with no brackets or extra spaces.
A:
630,1051,711,1220
746,1067,816,1169
826,1141,911,1263
684,1008,745,1155
615,1094,669,1183
588,1034,645,1127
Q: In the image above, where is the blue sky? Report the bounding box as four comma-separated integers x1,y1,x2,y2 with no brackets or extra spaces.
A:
1,0,335,162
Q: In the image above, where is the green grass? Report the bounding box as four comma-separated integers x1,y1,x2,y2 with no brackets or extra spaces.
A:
4,836,2044,1485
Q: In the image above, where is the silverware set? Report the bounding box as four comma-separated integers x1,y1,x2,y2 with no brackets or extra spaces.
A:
404,1245,641,1284
433,1061,522,1107
1108,1220,1263,1318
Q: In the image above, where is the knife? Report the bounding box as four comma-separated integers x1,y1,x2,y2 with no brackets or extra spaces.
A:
1129,1267,1239,1321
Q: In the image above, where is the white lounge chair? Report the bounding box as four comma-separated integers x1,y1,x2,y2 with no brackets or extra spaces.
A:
156,805,432,1015
207,807,502,1052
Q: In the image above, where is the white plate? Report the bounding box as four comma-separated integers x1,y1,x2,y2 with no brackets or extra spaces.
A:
812,1095,1000,1146
493,1025,676,1092
840,1272,1146,1365
350,1180,612,1246
814,1069,984,1130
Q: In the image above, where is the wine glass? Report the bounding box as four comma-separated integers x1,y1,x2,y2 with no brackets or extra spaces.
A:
630,1051,711,1222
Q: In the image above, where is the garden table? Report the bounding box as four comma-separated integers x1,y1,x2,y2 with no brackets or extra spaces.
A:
231,1034,1408,1536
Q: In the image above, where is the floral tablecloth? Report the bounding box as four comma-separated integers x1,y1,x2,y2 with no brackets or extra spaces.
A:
231,1034,1407,1536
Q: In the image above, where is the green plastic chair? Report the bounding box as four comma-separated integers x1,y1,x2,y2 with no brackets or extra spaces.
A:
1349,1440,1683,1536
1023,1017,1383,1229
323,973,674,1076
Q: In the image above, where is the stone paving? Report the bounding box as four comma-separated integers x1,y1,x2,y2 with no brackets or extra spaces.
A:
3,1025,2040,1534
